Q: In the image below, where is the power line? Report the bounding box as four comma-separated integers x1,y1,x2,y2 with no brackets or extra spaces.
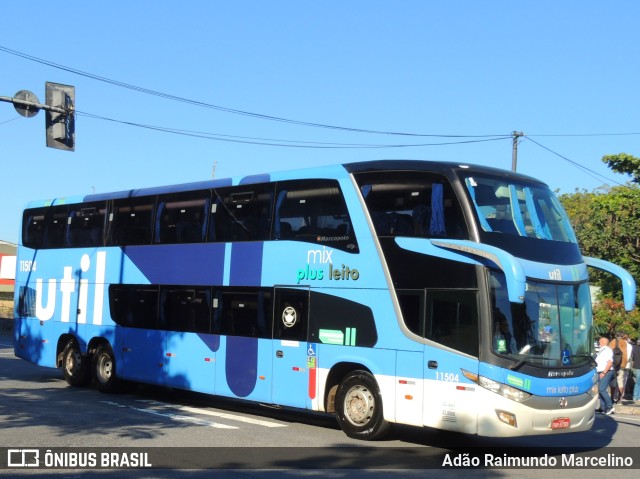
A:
0,117,19,127
77,110,512,148
524,136,631,188
0,44,505,139
528,132,640,138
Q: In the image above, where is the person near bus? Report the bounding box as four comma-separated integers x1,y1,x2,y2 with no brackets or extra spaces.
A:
632,339,640,403
595,337,616,415
609,332,628,403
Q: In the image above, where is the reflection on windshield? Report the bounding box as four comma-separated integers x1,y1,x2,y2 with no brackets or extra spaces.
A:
465,176,577,243
490,272,592,367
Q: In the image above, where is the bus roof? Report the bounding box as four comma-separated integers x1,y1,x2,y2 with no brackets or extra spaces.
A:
25,159,546,208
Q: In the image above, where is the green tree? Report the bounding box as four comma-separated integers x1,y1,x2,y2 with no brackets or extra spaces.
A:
602,153,640,183
560,184,640,295
558,155,640,338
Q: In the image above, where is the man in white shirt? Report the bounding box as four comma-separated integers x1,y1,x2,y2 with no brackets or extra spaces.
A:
595,337,615,414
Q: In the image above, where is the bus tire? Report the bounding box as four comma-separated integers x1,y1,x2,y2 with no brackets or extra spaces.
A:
92,344,121,394
335,370,390,440
61,340,91,387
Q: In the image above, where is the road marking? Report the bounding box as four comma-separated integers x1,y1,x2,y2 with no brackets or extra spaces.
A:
136,399,287,428
101,400,237,429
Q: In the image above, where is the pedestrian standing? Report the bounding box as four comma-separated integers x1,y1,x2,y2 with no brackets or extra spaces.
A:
632,338,640,402
595,337,616,414
609,332,628,403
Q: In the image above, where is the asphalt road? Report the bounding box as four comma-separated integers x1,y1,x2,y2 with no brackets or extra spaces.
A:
1,330,639,478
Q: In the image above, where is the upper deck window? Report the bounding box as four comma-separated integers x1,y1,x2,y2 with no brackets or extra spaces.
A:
354,171,468,239
273,179,359,253
465,176,577,243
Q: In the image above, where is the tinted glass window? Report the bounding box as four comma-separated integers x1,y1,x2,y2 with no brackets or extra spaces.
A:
109,285,159,329
426,290,478,356
107,197,155,245
22,207,48,249
18,286,36,317
398,289,426,337
218,290,272,338
273,180,358,253
160,286,211,333
155,191,210,244
210,185,274,242
355,171,468,239
68,202,107,247
465,176,577,243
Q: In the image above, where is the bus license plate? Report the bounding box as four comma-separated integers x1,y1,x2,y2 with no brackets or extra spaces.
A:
551,417,570,430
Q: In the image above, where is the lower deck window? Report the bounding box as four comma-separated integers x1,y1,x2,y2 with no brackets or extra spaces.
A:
398,289,479,356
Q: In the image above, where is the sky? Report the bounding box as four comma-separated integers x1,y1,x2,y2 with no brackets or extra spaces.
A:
1,1,639,244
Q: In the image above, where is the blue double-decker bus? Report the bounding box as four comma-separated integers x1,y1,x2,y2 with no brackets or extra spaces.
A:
14,160,636,439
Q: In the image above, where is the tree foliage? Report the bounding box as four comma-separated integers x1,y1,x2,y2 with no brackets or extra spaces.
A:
602,153,640,183
592,298,640,339
558,154,640,338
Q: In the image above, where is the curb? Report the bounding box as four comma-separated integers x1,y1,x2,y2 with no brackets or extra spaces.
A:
613,402,640,416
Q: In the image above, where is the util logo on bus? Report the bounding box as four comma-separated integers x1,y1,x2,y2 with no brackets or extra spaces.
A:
35,251,106,325
548,268,562,281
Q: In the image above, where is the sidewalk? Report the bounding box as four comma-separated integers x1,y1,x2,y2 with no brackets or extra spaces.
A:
613,399,640,416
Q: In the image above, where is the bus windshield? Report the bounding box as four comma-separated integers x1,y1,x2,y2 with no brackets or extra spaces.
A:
464,175,577,243
490,272,593,367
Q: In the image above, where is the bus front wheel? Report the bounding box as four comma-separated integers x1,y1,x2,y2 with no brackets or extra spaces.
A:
61,340,91,387
335,370,390,440
92,344,121,393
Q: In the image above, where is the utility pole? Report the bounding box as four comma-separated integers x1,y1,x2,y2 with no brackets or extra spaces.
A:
0,82,75,151
511,131,524,172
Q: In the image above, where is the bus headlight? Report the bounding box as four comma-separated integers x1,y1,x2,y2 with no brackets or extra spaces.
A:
478,376,532,403
586,371,598,398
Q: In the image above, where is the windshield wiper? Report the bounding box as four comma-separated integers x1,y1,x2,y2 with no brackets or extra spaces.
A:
509,360,527,371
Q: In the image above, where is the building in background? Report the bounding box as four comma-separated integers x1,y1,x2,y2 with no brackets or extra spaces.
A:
0,240,16,324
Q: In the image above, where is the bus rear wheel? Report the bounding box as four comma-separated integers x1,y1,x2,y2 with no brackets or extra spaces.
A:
61,340,91,387
92,344,121,393
335,370,390,440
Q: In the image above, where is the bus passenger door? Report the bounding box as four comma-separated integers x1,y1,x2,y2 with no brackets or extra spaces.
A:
421,289,480,435
272,287,311,408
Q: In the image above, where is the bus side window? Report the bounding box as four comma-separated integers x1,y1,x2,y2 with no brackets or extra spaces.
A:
67,202,107,247
22,208,47,249
107,197,156,246
397,289,426,337
109,285,159,329
425,290,479,357
220,290,272,338
155,191,210,244
45,205,69,249
211,185,274,242
160,287,211,333
273,179,359,253
357,172,468,240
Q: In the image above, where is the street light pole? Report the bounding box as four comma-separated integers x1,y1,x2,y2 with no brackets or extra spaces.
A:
0,82,75,151
511,131,524,172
